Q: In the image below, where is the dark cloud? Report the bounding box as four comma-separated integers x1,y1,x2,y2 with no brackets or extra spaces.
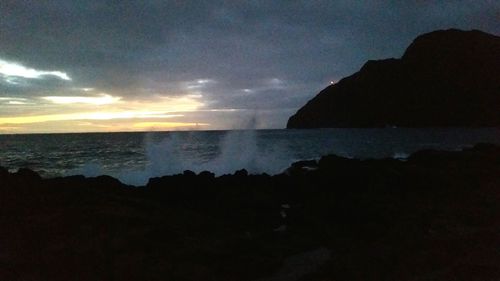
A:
0,0,499,129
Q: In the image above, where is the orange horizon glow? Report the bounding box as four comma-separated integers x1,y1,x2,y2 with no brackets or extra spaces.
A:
0,121,212,134
133,122,210,129
0,92,211,134
0,111,185,124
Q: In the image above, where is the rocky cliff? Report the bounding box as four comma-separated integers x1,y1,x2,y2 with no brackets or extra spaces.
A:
287,29,500,128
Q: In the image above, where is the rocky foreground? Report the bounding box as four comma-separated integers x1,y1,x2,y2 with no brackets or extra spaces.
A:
1,144,499,281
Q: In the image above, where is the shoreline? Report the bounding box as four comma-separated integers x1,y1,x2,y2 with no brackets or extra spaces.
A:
1,143,499,280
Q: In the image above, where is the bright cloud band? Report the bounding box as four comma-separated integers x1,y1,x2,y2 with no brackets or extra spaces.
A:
42,94,121,105
0,58,71,81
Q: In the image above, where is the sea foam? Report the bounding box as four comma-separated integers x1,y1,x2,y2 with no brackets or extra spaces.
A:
113,129,291,186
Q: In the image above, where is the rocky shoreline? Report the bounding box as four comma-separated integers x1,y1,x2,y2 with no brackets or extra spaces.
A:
1,143,499,280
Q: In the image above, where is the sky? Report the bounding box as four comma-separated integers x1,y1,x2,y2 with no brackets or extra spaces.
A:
0,1,499,133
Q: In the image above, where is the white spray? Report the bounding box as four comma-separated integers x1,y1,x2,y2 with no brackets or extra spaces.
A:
116,116,291,186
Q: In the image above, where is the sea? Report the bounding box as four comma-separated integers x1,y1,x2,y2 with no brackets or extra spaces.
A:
0,128,498,186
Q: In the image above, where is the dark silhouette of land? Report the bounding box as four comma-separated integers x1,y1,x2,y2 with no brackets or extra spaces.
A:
287,29,500,128
1,144,499,280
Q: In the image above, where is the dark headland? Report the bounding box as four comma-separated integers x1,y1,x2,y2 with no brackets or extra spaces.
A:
287,29,500,128
1,143,500,280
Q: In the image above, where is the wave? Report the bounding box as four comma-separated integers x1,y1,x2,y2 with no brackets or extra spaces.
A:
72,130,293,186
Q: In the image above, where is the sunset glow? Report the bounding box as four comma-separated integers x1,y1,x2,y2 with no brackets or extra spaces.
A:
0,112,183,124
0,87,210,133
133,122,210,129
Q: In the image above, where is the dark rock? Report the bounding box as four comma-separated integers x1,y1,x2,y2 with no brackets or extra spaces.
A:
234,169,249,177
318,154,356,170
258,248,331,281
287,29,500,128
291,160,318,170
1,144,500,280
183,170,196,177
470,142,500,153
0,166,9,179
198,170,215,179
63,175,86,181
89,175,124,188
15,168,42,181
285,160,318,176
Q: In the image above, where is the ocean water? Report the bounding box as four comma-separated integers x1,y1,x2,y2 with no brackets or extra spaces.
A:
0,128,498,186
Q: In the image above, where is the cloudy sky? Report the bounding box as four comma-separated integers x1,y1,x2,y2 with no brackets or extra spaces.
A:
0,1,498,133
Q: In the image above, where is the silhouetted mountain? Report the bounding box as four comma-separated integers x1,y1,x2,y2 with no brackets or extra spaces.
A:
287,29,500,128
